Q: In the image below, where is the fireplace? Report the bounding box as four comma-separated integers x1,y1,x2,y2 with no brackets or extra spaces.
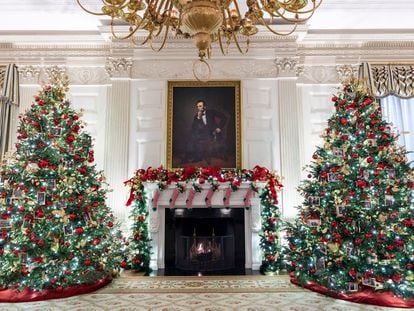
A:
165,208,244,274
145,182,264,274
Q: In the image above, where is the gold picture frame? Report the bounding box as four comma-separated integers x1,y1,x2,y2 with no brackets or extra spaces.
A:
167,80,241,168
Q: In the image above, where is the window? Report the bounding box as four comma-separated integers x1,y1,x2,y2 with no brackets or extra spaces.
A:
380,96,414,167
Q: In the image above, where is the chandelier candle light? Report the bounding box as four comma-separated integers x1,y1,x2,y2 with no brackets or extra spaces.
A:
77,0,322,80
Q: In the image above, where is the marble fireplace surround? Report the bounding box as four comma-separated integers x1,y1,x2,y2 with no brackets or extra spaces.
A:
144,182,265,271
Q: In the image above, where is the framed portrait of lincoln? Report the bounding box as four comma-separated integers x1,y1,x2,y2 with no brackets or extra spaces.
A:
167,81,241,168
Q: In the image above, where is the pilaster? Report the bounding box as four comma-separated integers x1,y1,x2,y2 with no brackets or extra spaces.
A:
275,57,302,220
104,57,132,227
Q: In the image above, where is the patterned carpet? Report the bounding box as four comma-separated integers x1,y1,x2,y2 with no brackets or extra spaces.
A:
0,273,406,311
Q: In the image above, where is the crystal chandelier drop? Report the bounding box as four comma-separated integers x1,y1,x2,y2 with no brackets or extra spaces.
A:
77,0,322,80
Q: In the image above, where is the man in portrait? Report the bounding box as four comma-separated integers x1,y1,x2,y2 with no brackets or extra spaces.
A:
188,100,227,163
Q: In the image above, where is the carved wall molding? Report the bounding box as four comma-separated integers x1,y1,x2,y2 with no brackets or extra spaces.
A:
298,65,340,84
15,62,365,85
295,65,305,77
274,57,298,77
336,64,360,81
105,57,133,78
0,39,412,67
18,65,41,84
18,66,109,86
132,59,279,79
42,65,67,85
66,67,109,85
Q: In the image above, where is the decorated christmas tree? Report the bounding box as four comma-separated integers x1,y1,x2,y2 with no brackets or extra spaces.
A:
0,75,122,301
259,177,283,275
284,80,414,306
123,174,151,273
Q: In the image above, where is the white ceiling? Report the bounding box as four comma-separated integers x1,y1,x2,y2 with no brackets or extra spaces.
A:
1,0,414,34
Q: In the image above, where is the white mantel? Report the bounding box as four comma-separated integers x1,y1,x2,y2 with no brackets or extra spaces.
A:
142,182,265,271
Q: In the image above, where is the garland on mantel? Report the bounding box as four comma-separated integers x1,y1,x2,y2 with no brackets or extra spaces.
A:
124,166,283,274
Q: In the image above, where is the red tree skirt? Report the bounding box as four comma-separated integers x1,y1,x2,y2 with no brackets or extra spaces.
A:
0,276,112,303
290,273,414,308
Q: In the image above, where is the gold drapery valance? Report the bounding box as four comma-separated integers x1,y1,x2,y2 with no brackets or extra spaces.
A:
359,62,414,99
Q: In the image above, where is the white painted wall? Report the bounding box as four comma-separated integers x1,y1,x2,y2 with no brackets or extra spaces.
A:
68,85,108,171
297,84,337,179
129,79,281,174
129,80,166,174
242,79,280,171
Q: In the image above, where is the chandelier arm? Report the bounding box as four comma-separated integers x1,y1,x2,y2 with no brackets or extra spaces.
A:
76,0,112,16
152,24,165,38
231,0,243,18
266,10,302,23
103,0,128,5
224,6,243,53
260,18,298,36
273,0,321,15
155,0,167,19
218,31,230,56
224,7,236,31
134,11,158,44
148,25,169,52
148,2,173,52
140,30,154,45
232,32,249,55
261,6,303,24
109,18,141,41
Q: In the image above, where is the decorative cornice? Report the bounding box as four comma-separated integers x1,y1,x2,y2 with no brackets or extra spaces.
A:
66,67,109,85
0,43,110,59
18,65,41,84
298,65,340,84
274,57,298,77
131,59,279,79
0,38,412,64
44,65,67,83
17,66,110,85
105,57,133,78
336,64,360,81
295,65,305,77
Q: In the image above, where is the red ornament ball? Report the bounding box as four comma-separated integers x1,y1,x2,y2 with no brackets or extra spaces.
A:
120,261,128,268
356,180,365,188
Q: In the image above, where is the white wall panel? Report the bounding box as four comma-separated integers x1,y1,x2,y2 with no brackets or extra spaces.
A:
242,80,280,171
129,80,165,173
128,79,280,174
67,85,108,171
298,84,336,178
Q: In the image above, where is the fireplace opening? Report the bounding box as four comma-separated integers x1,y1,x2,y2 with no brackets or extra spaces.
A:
165,208,245,275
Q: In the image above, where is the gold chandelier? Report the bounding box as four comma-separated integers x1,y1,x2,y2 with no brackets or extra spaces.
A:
77,0,321,79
